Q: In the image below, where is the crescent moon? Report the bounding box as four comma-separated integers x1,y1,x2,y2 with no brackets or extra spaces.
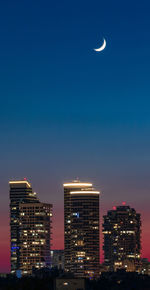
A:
94,38,106,52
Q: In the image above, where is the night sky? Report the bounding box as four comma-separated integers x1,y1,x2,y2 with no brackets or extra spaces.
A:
0,0,150,272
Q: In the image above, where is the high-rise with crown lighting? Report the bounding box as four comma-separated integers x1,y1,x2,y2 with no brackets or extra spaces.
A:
103,205,141,271
63,180,100,278
9,180,39,274
9,179,52,275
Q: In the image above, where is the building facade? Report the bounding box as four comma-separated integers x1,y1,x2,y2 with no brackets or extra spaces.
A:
9,179,52,275
9,180,39,274
19,202,52,275
103,205,141,271
64,180,100,278
140,258,150,275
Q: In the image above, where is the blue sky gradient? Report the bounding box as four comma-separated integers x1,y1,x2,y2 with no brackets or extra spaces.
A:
0,0,150,270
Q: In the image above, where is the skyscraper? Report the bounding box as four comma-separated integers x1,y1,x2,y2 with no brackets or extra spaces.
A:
103,205,141,271
9,180,39,274
19,202,52,275
63,180,100,278
9,179,52,275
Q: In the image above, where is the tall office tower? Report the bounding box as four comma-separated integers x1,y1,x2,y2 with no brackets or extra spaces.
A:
9,179,52,275
103,205,141,271
19,202,52,275
9,180,39,274
63,180,100,278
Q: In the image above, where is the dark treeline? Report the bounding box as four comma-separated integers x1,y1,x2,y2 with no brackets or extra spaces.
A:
0,270,150,290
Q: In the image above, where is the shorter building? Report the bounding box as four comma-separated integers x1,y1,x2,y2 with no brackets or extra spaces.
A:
19,202,52,275
99,263,109,274
114,259,137,272
55,278,85,290
51,250,64,270
103,205,141,271
114,258,150,274
0,274,8,278
140,258,150,275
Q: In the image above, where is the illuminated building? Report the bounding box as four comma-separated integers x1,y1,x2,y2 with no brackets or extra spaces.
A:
103,205,141,271
9,179,52,275
9,180,39,274
63,180,100,278
19,202,52,275
140,258,150,275
51,250,64,270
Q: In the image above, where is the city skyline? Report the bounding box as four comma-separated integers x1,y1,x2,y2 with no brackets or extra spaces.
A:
0,0,150,273
0,177,149,273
